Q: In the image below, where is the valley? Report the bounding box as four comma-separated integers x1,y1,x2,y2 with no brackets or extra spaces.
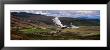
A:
11,12,100,40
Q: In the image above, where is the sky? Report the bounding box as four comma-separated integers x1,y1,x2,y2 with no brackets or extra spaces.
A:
11,10,100,19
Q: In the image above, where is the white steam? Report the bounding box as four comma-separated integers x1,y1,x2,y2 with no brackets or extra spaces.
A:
52,17,79,28
52,17,65,28
70,23,79,28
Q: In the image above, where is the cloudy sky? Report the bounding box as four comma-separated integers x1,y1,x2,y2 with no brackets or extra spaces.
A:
11,10,100,19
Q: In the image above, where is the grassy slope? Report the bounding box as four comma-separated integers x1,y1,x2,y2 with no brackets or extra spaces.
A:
11,26,100,40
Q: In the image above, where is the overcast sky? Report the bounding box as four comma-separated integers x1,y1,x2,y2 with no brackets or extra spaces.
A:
11,10,100,19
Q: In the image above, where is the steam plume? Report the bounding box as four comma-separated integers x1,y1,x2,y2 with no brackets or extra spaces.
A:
52,17,65,28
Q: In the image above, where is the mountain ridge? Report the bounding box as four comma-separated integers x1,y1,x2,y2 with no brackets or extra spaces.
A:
11,12,100,26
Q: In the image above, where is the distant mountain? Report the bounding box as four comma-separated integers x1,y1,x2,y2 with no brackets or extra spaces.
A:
59,17,99,26
11,12,100,26
77,16,100,20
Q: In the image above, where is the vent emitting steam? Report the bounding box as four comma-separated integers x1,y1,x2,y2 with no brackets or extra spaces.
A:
70,23,79,28
52,17,79,28
52,17,65,28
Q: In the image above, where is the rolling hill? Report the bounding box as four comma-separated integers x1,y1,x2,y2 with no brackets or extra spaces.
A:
11,12,100,27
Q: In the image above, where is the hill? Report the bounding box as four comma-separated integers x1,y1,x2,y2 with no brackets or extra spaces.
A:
11,12,100,26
